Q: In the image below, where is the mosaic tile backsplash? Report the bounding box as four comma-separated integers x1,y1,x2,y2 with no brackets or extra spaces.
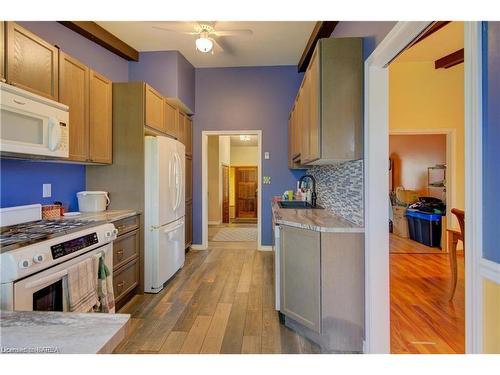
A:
308,160,364,226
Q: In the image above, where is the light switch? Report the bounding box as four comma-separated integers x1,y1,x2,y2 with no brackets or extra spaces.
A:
42,184,51,198
263,176,271,184
264,152,270,160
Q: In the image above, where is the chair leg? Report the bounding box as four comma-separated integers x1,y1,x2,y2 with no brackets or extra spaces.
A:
448,234,458,301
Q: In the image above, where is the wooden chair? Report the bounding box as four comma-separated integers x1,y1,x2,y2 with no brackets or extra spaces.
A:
447,208,465,300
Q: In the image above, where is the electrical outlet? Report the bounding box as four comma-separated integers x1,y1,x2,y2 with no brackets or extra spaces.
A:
42,184,51,198
264,152,270,160
263,176,271,184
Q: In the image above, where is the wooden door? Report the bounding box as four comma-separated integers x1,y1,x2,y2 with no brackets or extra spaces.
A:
235,166,258,219
185,116,192,156
177,111,186,146
89,70,112,164
185,156,192,201
185,200,193,248
164,100,178,138
59,52,89,162
1,22,5,82
145,84,165,133
222,165,229,223
308,47,320,162
280,225,321,333
6,22,59,100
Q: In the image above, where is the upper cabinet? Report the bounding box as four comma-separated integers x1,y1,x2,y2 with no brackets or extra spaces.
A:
164,99,178,139
145,84,165,133
5,22,59,101
89,70,113,164
185,116,192,156
289,38,363,167
1,22,5,82
177,111,186,147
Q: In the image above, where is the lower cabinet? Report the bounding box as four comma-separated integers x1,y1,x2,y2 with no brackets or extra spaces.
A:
185,200,193,249
279,224,365,352
112,215,140,310
280,226,321,333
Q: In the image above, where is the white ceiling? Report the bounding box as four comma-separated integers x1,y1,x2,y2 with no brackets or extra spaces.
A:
96,21,316,68
230,135,258,147
395,22,464,63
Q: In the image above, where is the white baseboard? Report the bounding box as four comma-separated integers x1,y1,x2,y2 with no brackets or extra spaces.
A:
480,258,500,284
190,244,207,251
208,221,221,225
258,245,273,252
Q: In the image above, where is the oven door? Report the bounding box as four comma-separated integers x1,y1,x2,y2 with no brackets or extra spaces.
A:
12,244,112,312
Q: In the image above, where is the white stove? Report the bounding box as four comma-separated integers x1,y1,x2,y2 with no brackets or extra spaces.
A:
0,204,117,311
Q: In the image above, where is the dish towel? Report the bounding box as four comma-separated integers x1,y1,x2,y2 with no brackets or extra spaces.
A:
66,257,99,312
95,254,115,313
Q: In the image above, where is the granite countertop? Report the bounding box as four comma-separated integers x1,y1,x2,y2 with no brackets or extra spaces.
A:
0,310,130,354
62,210,138,223
272,200,364,233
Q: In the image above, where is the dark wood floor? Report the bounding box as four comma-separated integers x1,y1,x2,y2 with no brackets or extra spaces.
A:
390,236,465,354
114,244,321,354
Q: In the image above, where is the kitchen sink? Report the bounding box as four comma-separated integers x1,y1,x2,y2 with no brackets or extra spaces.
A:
277,201,323,209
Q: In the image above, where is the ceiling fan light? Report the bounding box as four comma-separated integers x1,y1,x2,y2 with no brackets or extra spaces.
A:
195,37,213,53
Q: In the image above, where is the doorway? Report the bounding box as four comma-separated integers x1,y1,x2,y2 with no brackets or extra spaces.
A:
364,21,482,354
202,131,262,249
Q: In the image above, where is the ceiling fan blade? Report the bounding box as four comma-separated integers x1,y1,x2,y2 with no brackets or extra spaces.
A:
152,25,198,35
212,29,253,37
211,36,233,55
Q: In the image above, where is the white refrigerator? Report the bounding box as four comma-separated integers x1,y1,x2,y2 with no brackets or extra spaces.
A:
144,136,185,293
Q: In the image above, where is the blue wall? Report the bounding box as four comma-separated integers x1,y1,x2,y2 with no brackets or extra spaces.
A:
483,22,500,263
193,66,304,245
1,22,129,211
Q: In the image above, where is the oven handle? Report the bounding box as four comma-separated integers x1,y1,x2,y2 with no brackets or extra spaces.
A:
25,270,68,289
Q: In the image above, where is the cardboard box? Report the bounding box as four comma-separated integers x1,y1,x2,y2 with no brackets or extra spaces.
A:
392,205,409,238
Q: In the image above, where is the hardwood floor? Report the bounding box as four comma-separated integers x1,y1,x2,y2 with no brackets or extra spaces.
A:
114,243,321,354
390,236,465,354
389,233,443,254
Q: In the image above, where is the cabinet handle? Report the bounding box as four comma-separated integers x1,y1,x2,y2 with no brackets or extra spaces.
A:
117,281,125,289
116,249,124,259
116,225,126,232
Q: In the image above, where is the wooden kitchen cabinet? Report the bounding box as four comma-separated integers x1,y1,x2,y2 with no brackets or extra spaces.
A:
89,70,112,164
5,22,59,101
185,116,192,156
1,22,5,82
185,156,192,201
145,84,165,133
288,38,362,167
59,52,89,162
280,225,321,333
177,111,186,146
185,200,193,248
164,99,178,139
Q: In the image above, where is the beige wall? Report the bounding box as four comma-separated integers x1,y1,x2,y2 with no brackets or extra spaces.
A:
389,61,464,227
230,146,259,166
207,136,220,223
389,134,446,199
483,279,500,353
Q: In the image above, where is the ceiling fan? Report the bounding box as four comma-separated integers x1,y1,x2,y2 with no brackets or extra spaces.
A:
152,21,253,54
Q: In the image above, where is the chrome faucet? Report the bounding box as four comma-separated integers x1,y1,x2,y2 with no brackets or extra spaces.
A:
299,174,317,207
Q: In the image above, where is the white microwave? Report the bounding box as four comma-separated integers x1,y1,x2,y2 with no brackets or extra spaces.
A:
0,82,69,158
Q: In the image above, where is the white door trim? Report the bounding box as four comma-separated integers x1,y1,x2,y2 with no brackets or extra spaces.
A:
200,130,263,250
365,21,483,354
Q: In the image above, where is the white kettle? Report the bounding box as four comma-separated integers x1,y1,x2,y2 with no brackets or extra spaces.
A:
77,191,110,212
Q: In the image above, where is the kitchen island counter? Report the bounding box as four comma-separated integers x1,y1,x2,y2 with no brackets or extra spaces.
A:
0,310,130,354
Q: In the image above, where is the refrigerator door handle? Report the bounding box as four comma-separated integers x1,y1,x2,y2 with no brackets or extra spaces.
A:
174,153,183,211
163,222,184,233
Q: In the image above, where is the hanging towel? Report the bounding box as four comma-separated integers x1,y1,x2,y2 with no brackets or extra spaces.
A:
96,255,115,313
66,257,99,312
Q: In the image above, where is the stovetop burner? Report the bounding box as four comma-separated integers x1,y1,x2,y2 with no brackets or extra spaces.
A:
0,219,104,252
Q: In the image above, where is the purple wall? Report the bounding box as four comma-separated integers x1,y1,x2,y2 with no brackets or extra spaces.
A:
483,22,500,263
129,51,195,111
332,21,397,59
1,22,129,211
193,66,304,245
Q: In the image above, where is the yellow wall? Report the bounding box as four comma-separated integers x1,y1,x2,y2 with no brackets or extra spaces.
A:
389,61,464,227
230,146,259,166
483,279,500,353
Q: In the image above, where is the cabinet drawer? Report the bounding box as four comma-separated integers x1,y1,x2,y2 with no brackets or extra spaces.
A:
113,215,139,236
113,259,139,302
113,229,139,270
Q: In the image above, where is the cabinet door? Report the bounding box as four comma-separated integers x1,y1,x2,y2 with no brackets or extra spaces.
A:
177,111,186,146
89,70,112,164
164,100,178,138
6,22,59,100
185,200,193,248
280,225,321,333
1,22,5,82
185,116,192,156
145,84,165,133
308,48,320,162
185,156,192,201
59,52,89,162
288,114,293,168
300,72,311,164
